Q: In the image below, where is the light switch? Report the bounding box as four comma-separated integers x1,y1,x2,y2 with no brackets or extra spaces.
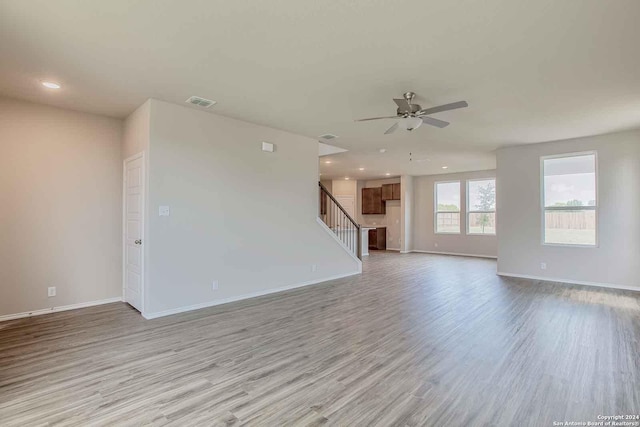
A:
159,206,170,216
261,142,274,152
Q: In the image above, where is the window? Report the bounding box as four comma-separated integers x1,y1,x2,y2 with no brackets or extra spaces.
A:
435,181,460,233
542,153,597,246
467,179,496,235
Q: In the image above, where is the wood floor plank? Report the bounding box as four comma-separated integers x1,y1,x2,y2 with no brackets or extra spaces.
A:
1,252,638,426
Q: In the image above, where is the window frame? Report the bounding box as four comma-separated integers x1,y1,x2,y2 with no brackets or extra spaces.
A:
466,178,496,236
434,180,461,234
540,151,598,248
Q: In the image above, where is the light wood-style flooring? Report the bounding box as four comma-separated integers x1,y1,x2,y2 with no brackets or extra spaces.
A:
1,252,639,426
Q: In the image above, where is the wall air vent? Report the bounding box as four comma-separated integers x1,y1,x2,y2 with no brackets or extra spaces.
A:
185,96,217,108
319,134,338,140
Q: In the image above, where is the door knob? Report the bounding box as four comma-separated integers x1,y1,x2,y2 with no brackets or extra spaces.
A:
134,239,142,245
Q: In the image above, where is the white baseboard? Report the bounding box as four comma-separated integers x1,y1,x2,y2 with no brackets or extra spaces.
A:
497,272,640,293
410,250,497,259
0,297,123,323
386,247,401,251
142,270,361,320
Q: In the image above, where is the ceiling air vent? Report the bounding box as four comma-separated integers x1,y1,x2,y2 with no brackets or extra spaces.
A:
185,96,217,108
319,133,338,140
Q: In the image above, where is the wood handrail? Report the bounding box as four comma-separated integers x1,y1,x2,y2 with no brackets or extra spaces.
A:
318,182,361,230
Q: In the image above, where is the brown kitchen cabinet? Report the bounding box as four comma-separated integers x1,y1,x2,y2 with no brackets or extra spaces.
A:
362,187,385,214
381,183,401,201
392,183,401,200
368,227,387,250
381,184,393,201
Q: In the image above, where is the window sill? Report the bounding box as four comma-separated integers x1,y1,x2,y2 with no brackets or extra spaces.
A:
542,242,598,249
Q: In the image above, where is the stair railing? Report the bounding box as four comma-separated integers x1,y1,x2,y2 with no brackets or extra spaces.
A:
319,182,362,260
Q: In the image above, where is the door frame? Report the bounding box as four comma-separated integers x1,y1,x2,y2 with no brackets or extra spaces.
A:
122,151,146,313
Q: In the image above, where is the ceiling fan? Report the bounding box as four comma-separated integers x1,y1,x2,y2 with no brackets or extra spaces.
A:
355,92,468,134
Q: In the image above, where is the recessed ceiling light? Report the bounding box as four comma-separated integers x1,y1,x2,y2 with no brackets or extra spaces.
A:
359,167,365,171
442,166,449,169
41,81,61,89
379,149,387,153
345,177,350,180
385,173,391,176
324,160,332,164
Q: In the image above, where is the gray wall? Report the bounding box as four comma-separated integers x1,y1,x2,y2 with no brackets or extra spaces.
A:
497,129,640,289
412,170,498,257
145,99,360,316
0,97,123,317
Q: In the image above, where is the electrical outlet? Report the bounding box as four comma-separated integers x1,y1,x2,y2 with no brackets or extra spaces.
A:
211,280,219,290
311,264,317,272
540,262,547,270
434,243,438,248
47,287,56,297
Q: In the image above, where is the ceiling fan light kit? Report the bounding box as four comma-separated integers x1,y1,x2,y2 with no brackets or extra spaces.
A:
356,91,468,134
400,116,423,131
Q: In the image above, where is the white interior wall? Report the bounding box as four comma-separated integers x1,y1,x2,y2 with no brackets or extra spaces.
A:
3,94,635,320
320,179,332,194
123,100,150,159
0,97,123,318
400,175,414,252
412,170,497,257
144,99,360,317
497,129,640,289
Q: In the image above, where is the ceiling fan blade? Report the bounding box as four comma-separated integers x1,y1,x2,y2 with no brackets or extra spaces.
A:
393,98,411,111
418,101,468,116
355,115,399,122
384,122,399,134
421,116,450,128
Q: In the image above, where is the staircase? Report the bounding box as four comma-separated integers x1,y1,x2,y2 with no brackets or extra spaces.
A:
319,182,362,260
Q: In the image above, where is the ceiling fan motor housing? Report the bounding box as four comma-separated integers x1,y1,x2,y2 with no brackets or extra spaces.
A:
397,104,422,116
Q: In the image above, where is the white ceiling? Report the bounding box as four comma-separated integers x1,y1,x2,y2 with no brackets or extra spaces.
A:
318,142,347,157
1,0,639,179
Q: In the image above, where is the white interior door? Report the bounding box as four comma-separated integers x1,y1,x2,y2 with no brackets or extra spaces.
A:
123,154,145,312
335,195,355,219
